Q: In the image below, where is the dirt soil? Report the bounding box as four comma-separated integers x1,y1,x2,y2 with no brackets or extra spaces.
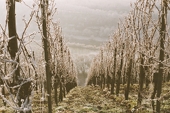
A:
55,85,170,113
0,83,170,113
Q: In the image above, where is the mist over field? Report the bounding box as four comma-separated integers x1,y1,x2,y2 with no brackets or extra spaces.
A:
0,0,136,58
0,0,136,85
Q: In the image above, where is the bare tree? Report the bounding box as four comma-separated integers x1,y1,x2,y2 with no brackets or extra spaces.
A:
116,42,124,96
156,0,167,112
40,0,52,112
111,46,117,94
7,0,20,86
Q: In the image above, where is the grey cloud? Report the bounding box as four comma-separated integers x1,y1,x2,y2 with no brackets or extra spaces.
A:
55,0,136,42
67,42,100,50
0,0,136,57
55,0,137,57
64,34,105,46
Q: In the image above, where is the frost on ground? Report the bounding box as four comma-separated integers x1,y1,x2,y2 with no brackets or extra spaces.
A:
55,85,137,113
0,83,170,113
55,85,124,113
55,85,170,113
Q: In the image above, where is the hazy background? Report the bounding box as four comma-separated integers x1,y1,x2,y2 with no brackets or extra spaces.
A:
0,0,136,57
54,0,136,85
55,0,136,56
0,0,136,85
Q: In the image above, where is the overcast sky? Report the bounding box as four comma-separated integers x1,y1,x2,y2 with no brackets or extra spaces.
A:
54,0,136,55
0,0,136,57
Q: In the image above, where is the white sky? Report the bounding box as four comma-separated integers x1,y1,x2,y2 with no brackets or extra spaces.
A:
0,0,137,57
53,0,136,55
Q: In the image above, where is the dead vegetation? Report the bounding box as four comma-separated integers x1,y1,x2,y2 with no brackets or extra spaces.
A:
55,83,170,113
